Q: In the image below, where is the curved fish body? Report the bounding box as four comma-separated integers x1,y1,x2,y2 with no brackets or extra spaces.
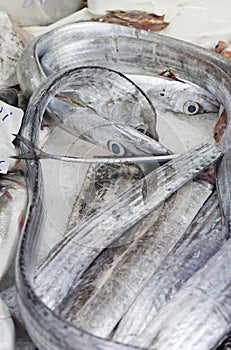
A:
57,181,212,339
0,171,28,281
18,22,231,235
0,297,15,350
113,191,227,345
15,24,231,350
18,22,219,117
136,235,231,350
47,66,160,143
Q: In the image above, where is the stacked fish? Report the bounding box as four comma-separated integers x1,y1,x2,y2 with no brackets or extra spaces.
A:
1,21,231,350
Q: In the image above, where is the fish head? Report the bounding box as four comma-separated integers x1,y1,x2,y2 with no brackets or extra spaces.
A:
170,85,219,115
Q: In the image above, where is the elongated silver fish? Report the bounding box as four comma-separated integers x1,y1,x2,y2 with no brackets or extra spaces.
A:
17,22,219,116
0,296,15,350
17,22,231,230
28,23,231,235
136,235,231,350
0,171,28,281
15,24,231,350
12,133,174,164
112,191,227,345
18,66,173,159
46,65,160,143
33,142,219,310
58,181,212,339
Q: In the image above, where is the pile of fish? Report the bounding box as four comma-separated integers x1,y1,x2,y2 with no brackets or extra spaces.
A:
1,20,231,350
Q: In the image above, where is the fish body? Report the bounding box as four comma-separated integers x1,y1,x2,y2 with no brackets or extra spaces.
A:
113,191,227,345
18,22,219,116
137,235,231,350
59,181,212,338
0,171,27,280
0,297,15,350
32,143,220,309
47,66,159,141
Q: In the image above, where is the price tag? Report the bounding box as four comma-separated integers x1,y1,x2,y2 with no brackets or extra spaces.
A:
0,100,24,173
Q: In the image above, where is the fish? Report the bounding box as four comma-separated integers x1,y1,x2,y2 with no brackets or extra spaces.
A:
65,162,146,232
17,22,220,116
0,296,15,350
135,235,231,350
12,133,175,164
15,24,231,350
46,65,159,142
112,191,227,345
31,24,231,238
127,74,219,114
17,65,176,159
29,143,221,314
0,171,28,281
58,181,212,339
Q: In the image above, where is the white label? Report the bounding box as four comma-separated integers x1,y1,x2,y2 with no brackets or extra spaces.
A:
0,100,24,174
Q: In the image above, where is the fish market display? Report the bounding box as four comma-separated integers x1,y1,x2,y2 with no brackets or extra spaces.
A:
17,21,231,234
113,191,227,345
17,22,220,116
134,235,231,350
0,171,28,280
16,60,222,347
0,296,15,350
58,181,212,338
11,21,231,350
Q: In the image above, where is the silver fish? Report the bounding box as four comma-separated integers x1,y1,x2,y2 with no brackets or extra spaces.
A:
57,181,212,339
112,191,227,346
136,235,231,350
19,22,231,236
127,74,219,114
18,65,173,159
0,171,28,281
12,133,175,164
0,296,15,350
15,24,231,350
17,22,219,116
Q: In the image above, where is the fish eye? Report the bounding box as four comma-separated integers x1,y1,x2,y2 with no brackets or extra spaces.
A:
135,124,147,134
107,140,125,156
136,128,145,134
183,101,200,115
